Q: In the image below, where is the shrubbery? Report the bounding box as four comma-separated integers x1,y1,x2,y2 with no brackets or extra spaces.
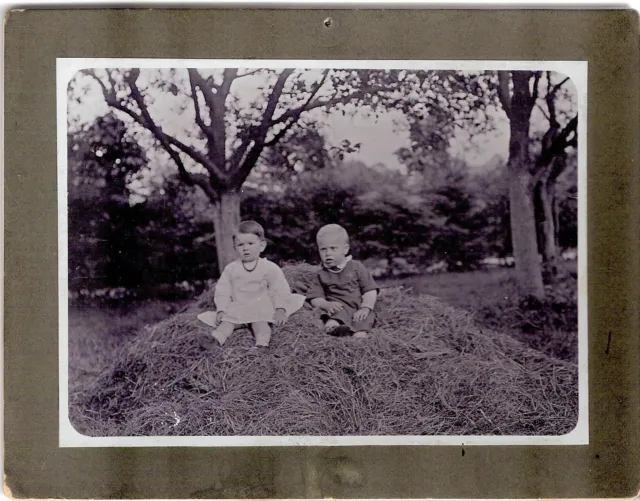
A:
67,115,577,300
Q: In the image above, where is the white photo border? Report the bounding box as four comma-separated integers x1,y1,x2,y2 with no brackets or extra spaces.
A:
58,58,588,447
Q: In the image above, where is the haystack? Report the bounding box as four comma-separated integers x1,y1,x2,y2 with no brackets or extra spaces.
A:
74,263,579,437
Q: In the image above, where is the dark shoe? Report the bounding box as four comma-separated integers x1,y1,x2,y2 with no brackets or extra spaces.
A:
326,325,353,337
199,333,218,351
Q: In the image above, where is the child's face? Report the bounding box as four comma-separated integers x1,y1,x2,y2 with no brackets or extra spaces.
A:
234,233,266,262
317,233,349,268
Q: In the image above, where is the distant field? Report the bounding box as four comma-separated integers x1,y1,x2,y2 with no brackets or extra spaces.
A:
380,260,577,308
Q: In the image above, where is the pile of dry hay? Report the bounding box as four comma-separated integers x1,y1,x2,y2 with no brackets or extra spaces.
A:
75,263,578,437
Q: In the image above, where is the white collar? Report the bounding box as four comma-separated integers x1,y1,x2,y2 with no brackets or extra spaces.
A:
325,255,352,273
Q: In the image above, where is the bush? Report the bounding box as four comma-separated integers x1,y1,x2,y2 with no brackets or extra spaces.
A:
475,272,578,362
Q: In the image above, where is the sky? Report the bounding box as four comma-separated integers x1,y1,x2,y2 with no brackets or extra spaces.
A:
67,68,574,180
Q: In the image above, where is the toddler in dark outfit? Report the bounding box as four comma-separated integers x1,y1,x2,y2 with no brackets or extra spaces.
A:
306,224,379,338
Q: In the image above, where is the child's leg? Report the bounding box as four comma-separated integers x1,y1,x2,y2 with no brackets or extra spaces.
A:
324,319,341,331
212,321,235,346
324,319,352,337
251,321,272,347
352,311,376,339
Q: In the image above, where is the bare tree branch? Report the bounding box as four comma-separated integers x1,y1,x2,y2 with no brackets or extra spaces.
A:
544,76,560,128
497,71,512,119
89,68,230,191
550,76,571,96
220,68,238,97
264,120,297,148
264,69,330,147
188,172,219,202
187,70,216,145
544,73,571,129
225,68,298,173
105,69,118,95
188,70,217,120
262,69,295,127
537,115,578,168
123,70,229,181
208,69,238,168
83,69,109,95
186,70,230,167
231,69,295,185
226,129,256,177
236,69,262,78
271,84,388,125
536,103,551,121
548,151,568,184
187,69,228,169
531,71,543,104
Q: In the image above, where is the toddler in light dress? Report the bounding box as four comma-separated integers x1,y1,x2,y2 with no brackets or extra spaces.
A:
197,220,305,349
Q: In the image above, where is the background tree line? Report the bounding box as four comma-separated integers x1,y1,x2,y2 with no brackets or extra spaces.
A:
67,68,578,301
67,113,577,299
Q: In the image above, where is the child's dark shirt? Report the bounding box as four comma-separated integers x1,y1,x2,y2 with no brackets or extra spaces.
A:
306,260,378,310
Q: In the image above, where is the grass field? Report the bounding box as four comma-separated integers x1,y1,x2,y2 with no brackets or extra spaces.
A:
384,261,578,362
68,263,578,427
68,299,190,402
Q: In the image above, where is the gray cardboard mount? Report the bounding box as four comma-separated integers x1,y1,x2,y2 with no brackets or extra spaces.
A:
4,8,640,499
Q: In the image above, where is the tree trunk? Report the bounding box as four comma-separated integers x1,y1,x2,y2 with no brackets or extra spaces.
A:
505,72,545,300
539,181,559,262
212,190,241,272
552,190,561,251
534,182,545,256
537,178,561,283
534,178,560,263
508,167,545,300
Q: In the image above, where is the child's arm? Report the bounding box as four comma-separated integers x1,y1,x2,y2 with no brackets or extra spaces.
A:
213,266,233,316
353,289,377,322
309,297,345,315
305,273,326,306
306,273,344,314
353,262,379,321
309,297,330,309
265,263,292,313
360,289,378,311
355,262,379,304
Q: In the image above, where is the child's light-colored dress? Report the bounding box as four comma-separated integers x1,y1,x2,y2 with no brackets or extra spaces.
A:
197,258,305,327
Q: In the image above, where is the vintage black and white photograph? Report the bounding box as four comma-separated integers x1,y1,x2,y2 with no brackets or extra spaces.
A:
59,59,586,446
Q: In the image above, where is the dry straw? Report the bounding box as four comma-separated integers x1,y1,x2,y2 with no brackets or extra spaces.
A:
72,263,578,437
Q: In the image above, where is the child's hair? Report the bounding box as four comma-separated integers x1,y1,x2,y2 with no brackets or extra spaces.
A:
234,220,266,241
316,224,349,245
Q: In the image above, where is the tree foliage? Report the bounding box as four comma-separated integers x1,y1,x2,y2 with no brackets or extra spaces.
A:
67,69,579,300
67,114,147,289
68,115,577,296
68,115,217,293
74,67,500,269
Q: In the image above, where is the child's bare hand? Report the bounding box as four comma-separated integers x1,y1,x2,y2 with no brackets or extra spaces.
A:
214,311,225,327
353,307,371,322
325,302,345,315
273,308,287,327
